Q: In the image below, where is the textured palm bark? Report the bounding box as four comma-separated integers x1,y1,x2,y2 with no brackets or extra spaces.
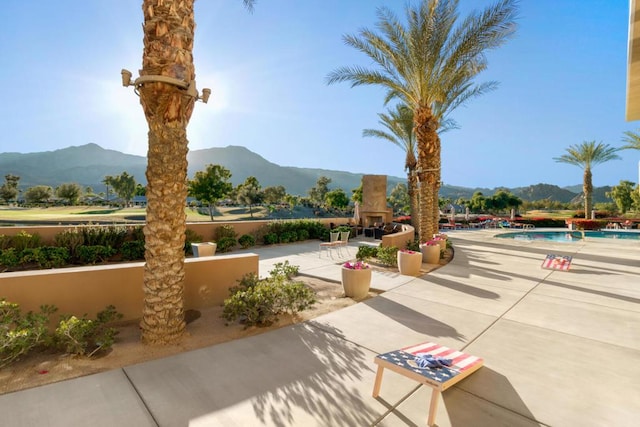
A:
414,105,441,241
407,171,420,233
138,0,196,345
583,168,593,219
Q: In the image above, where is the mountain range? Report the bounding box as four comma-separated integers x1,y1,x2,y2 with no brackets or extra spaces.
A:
0,143,612,203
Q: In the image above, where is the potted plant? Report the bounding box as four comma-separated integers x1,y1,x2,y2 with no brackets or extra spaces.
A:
420,240,441,264
432,234,447,250
397,249,422,276
341,261,372,299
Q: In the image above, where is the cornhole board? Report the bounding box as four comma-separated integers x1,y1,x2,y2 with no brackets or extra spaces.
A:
373,342,484,426
542,254,572,271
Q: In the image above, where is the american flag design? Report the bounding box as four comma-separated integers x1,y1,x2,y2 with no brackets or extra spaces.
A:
375,342,483,385
541,254,572,271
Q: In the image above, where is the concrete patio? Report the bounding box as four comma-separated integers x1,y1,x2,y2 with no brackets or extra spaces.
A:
1,230,638,426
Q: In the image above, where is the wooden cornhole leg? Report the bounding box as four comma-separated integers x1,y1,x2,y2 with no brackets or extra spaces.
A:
372,365,384,397
427,387,441,427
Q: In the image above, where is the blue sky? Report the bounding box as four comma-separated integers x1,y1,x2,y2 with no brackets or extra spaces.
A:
0,0,638,190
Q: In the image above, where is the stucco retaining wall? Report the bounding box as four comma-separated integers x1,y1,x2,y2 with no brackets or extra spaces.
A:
0,253,258,324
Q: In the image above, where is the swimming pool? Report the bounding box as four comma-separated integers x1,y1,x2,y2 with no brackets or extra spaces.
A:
496,230,640,242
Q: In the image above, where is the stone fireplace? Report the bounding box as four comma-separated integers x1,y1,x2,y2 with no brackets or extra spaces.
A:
360,175,392,227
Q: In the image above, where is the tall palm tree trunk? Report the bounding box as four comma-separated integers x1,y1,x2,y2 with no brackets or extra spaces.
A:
583,167,593,219
407,170,420,233
415,105,441,241
138,0,196,345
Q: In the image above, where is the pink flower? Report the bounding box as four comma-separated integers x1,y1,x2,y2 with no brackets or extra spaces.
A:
399,249,417,254
343,261,370,270
422,240,439,246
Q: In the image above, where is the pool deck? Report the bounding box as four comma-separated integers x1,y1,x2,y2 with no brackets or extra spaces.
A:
1,229,639,426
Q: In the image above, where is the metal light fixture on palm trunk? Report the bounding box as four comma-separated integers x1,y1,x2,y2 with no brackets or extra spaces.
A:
120,69,211,103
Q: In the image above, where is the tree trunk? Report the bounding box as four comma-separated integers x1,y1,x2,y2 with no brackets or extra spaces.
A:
407,169,420,234
138,0,196,345
583,167,593,219
414,105,441,241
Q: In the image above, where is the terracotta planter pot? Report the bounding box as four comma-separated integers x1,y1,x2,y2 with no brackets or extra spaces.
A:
420,244,440,264
397,251,422,276
341,266,372,299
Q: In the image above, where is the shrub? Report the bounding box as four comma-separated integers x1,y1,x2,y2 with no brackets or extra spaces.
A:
129,225,145,243
18,247,70,269
238,234,256,249
120,241,146,261
0,235,12,250
11,230,42,252
263,233,278,245
81,225,128,249
0,300,57,368
54,305,123,357
215,225,237,252
54,228,85,260
76,245,116,264
376,246,399,267
0,248,19,271
356,245,378,262
184,228,204,255
406,238,421,252
216,236,237,253
297,229,310,241
223,263,316,327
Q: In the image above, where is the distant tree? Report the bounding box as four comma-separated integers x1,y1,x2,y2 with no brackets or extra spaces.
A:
111,172,137,207
324,188,349,210
284,194,300,212
135,183,146,196
607,180,635,214
262,185,286,205
84,186,94,196
491,190,522,214
188,164,233,221
388,183,410,214
468,192,487,213
554,141,621,218
308,176,331,207
351,182,363,204
56,183,83,205
102,175,114,203
24,186,53,204
0,174,20,204
236,176,262,218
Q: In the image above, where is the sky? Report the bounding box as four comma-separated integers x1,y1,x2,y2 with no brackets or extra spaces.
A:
1,0,639,190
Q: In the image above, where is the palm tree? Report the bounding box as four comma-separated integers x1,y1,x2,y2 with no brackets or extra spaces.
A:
363,104,419,230
327,0,518,241
621,129,640,195
553,141,621,219
363,104,457,233
137,0,255,345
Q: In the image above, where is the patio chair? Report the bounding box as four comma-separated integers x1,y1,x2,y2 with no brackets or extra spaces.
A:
336,230,351,256
319,231,341,258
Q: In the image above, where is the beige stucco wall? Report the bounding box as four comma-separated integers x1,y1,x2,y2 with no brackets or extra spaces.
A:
380,224,415,249
0,253,258,324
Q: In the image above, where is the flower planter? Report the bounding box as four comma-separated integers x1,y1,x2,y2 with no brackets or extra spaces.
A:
420,244,440,264
341,266,372,299
397,250,422,276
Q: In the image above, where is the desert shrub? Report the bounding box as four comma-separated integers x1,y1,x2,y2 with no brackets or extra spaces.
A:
238,234,256,249
76,245,116,264
215,224,238,240
215,225,237,252
81,225,128,249
54,228,85,260
297,229,310,241
356,245,378,262
279,231,296,243
18,247,70,269
269,260,299,279
216,236,237,253
406,238,421,252
129,225,145,243
184,228,204,255
376,246,398,266
0,248,19,271
54,305,123,357
120,241,146,261
0,235,12,250
223,263,315,327
1,300,57,368
263,233,278,245
11,230,42,252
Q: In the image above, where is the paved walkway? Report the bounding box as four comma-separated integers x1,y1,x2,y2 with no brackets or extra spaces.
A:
1,230,639,426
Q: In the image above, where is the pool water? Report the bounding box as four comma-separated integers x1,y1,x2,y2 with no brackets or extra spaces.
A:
496,230,640,242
